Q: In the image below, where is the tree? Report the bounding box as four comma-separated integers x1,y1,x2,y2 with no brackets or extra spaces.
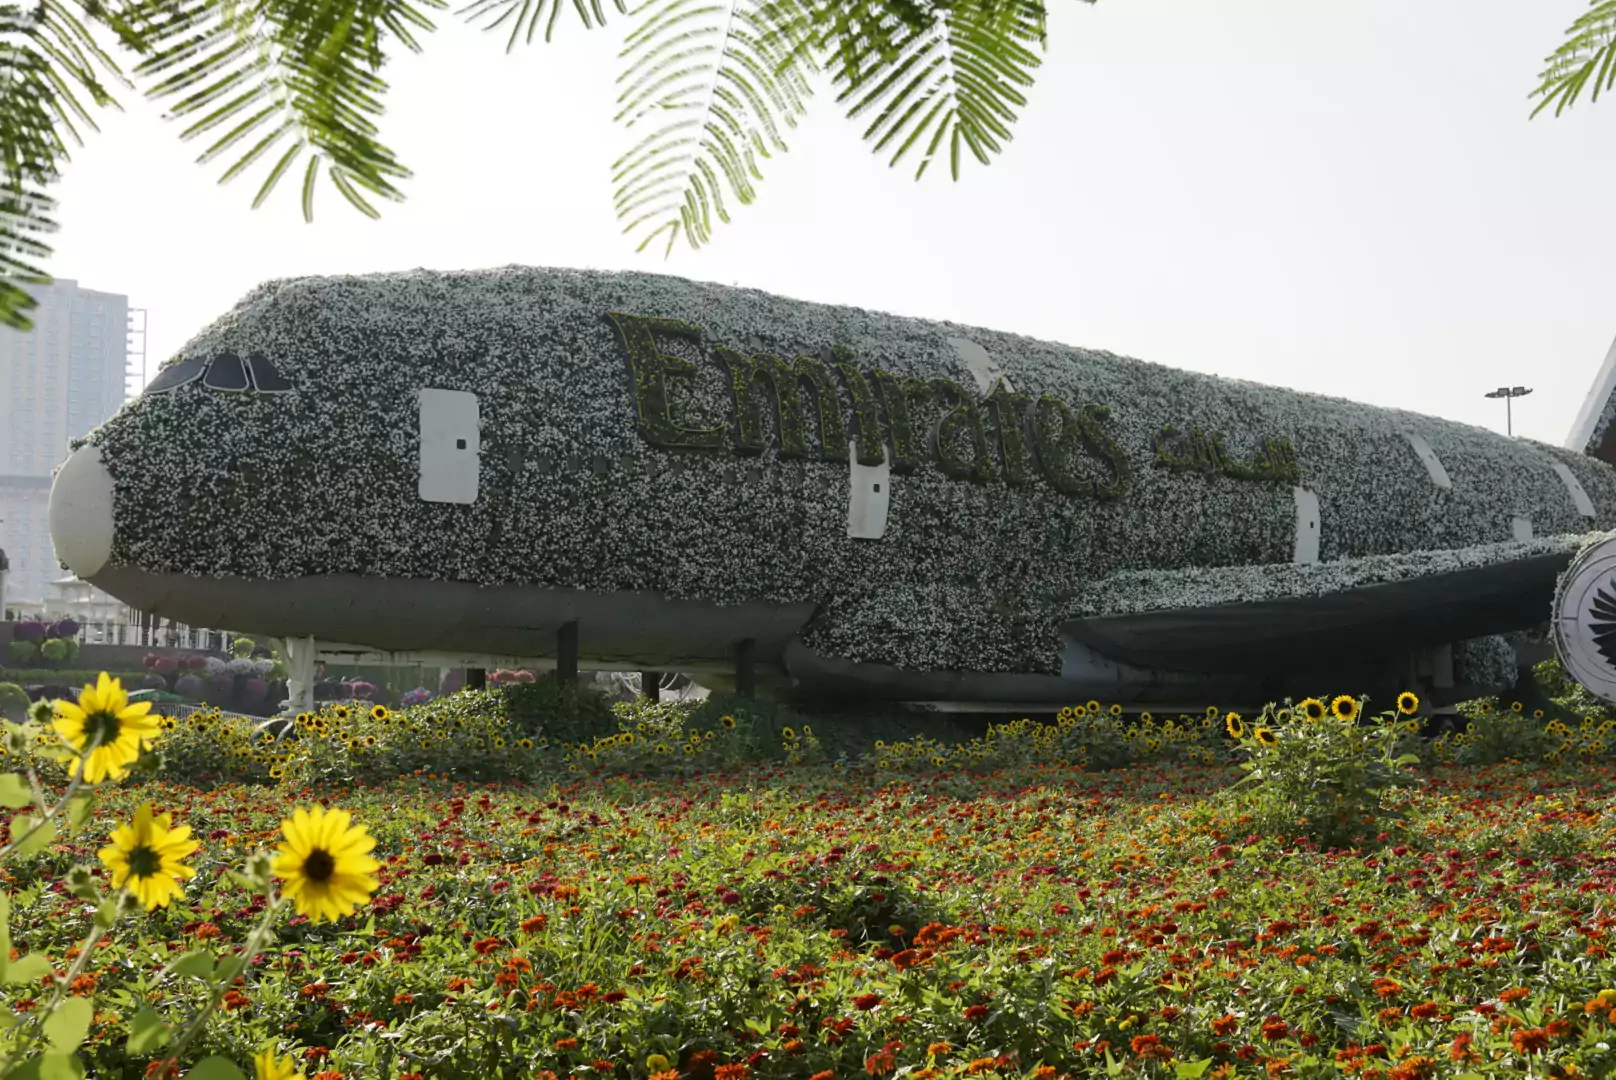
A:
0,0,1090,330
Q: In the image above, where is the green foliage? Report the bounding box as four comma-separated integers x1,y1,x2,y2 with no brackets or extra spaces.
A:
0,684,28,723
499,680,620,744
869,703,1228,773
1534,1,1616,116
5,641,35,665
0,670,148,688
568,695,824,773
1223,695,1423,849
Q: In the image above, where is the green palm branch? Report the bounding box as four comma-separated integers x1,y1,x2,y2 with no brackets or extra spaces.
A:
1533,0,1616,116
0,0,1093,331
610,0,812,254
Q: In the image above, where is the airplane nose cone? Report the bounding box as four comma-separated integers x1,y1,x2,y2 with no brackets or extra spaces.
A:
49,444,115,579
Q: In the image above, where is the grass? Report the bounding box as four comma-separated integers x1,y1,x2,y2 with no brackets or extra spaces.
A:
7,755,1616,1079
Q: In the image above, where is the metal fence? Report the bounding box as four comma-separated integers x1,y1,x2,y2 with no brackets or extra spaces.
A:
73,621,236,652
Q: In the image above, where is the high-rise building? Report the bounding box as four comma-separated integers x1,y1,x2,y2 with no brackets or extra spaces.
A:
0,280,132,609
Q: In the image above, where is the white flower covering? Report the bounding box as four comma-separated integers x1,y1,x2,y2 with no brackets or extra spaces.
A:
1455,635,1518,692
1061,535,1590,619
88,266,1616,676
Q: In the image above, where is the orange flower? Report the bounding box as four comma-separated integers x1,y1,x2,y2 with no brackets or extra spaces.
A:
713,1066,750,1080
1510,1029,1550,1054
520,915,548,933
1211,1014,1239,1036
1500,987,1531,1003
1130,1034,1172,1062
554,1037,578,1050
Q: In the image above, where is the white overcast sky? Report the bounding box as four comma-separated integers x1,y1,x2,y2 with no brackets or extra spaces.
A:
45,0,1616,446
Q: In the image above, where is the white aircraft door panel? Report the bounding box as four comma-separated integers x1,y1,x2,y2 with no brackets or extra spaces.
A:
419,389,481,504
847,438,891,540
1292,487,1320,565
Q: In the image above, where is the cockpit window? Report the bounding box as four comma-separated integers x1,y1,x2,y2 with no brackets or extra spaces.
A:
202,352,249,391
246,353,293,392
143,358,208,394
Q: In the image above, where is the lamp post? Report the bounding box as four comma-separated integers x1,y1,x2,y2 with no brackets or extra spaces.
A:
1484,386,1532,437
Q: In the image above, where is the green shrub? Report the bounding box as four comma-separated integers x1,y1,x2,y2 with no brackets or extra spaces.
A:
0,682,27,722
499,680,619,744
6,641,35,665
0,668,148,688
1223,694,1422,848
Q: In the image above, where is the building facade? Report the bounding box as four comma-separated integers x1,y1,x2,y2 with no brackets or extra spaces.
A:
0,280,131,607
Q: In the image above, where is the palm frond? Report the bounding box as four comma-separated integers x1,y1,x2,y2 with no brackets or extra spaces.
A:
126,0,445,221
0,1,127,328
610,0,813,254
458,0,624,51
818,0,1057,180
1533,0,1616,116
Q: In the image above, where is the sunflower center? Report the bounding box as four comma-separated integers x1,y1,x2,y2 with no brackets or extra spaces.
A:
127,845,162,878
85,710,123,748
303,849,336,883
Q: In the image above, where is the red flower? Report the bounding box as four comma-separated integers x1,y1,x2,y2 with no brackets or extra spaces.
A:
1510,1028,1550,1054
853,993,883,1011
963,1004,989,1021
1130,1034,1172,1062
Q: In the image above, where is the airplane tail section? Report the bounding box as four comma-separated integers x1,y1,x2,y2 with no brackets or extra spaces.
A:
1567,332,1616,463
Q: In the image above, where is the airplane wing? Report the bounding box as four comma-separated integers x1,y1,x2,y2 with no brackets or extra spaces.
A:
1061,534,1589,672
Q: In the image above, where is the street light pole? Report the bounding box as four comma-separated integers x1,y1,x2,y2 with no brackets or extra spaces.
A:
1484,386,1532,437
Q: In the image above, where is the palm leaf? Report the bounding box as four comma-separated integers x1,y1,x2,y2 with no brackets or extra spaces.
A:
0,0,129,328
126,0,444,222
821,0,1055,180
1533,0,1616,116
458,0,624,50
610,0,812,254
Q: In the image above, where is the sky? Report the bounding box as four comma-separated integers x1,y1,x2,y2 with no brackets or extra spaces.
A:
43,0,1616,447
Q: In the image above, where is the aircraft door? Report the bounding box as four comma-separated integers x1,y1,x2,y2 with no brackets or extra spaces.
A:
419,388,481,504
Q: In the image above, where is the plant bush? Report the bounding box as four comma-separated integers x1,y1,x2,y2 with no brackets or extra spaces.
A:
1221,693,1423,849
0,682,28,722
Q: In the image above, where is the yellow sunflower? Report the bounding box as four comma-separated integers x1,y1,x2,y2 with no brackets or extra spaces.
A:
517,737,534,751
721,715,737,729
1225,712,1245,739
272,806,380,923
1510,701,1523,714
371,705,390,721
53,674,161,784
1205,705,1220,719
1396,691,1419,716
1298,697,1326,722
1330,695,1360,722
1109,703,1123,717
98,803,199,910
253,1046,305,1080
1253,727,1278,748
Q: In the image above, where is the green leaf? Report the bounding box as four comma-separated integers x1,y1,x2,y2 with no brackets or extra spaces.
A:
12,816,56,858
127,1006,172,1054
93,897,120,930
1174,1060,1214,1079
183,1058,247,1080
610,0,813,253
8,1052,85,1080
39,1052,85,1080
43,996,93,1052
167,949,217,980
7,952,53,984
67,796,93,831
0,774,33,809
